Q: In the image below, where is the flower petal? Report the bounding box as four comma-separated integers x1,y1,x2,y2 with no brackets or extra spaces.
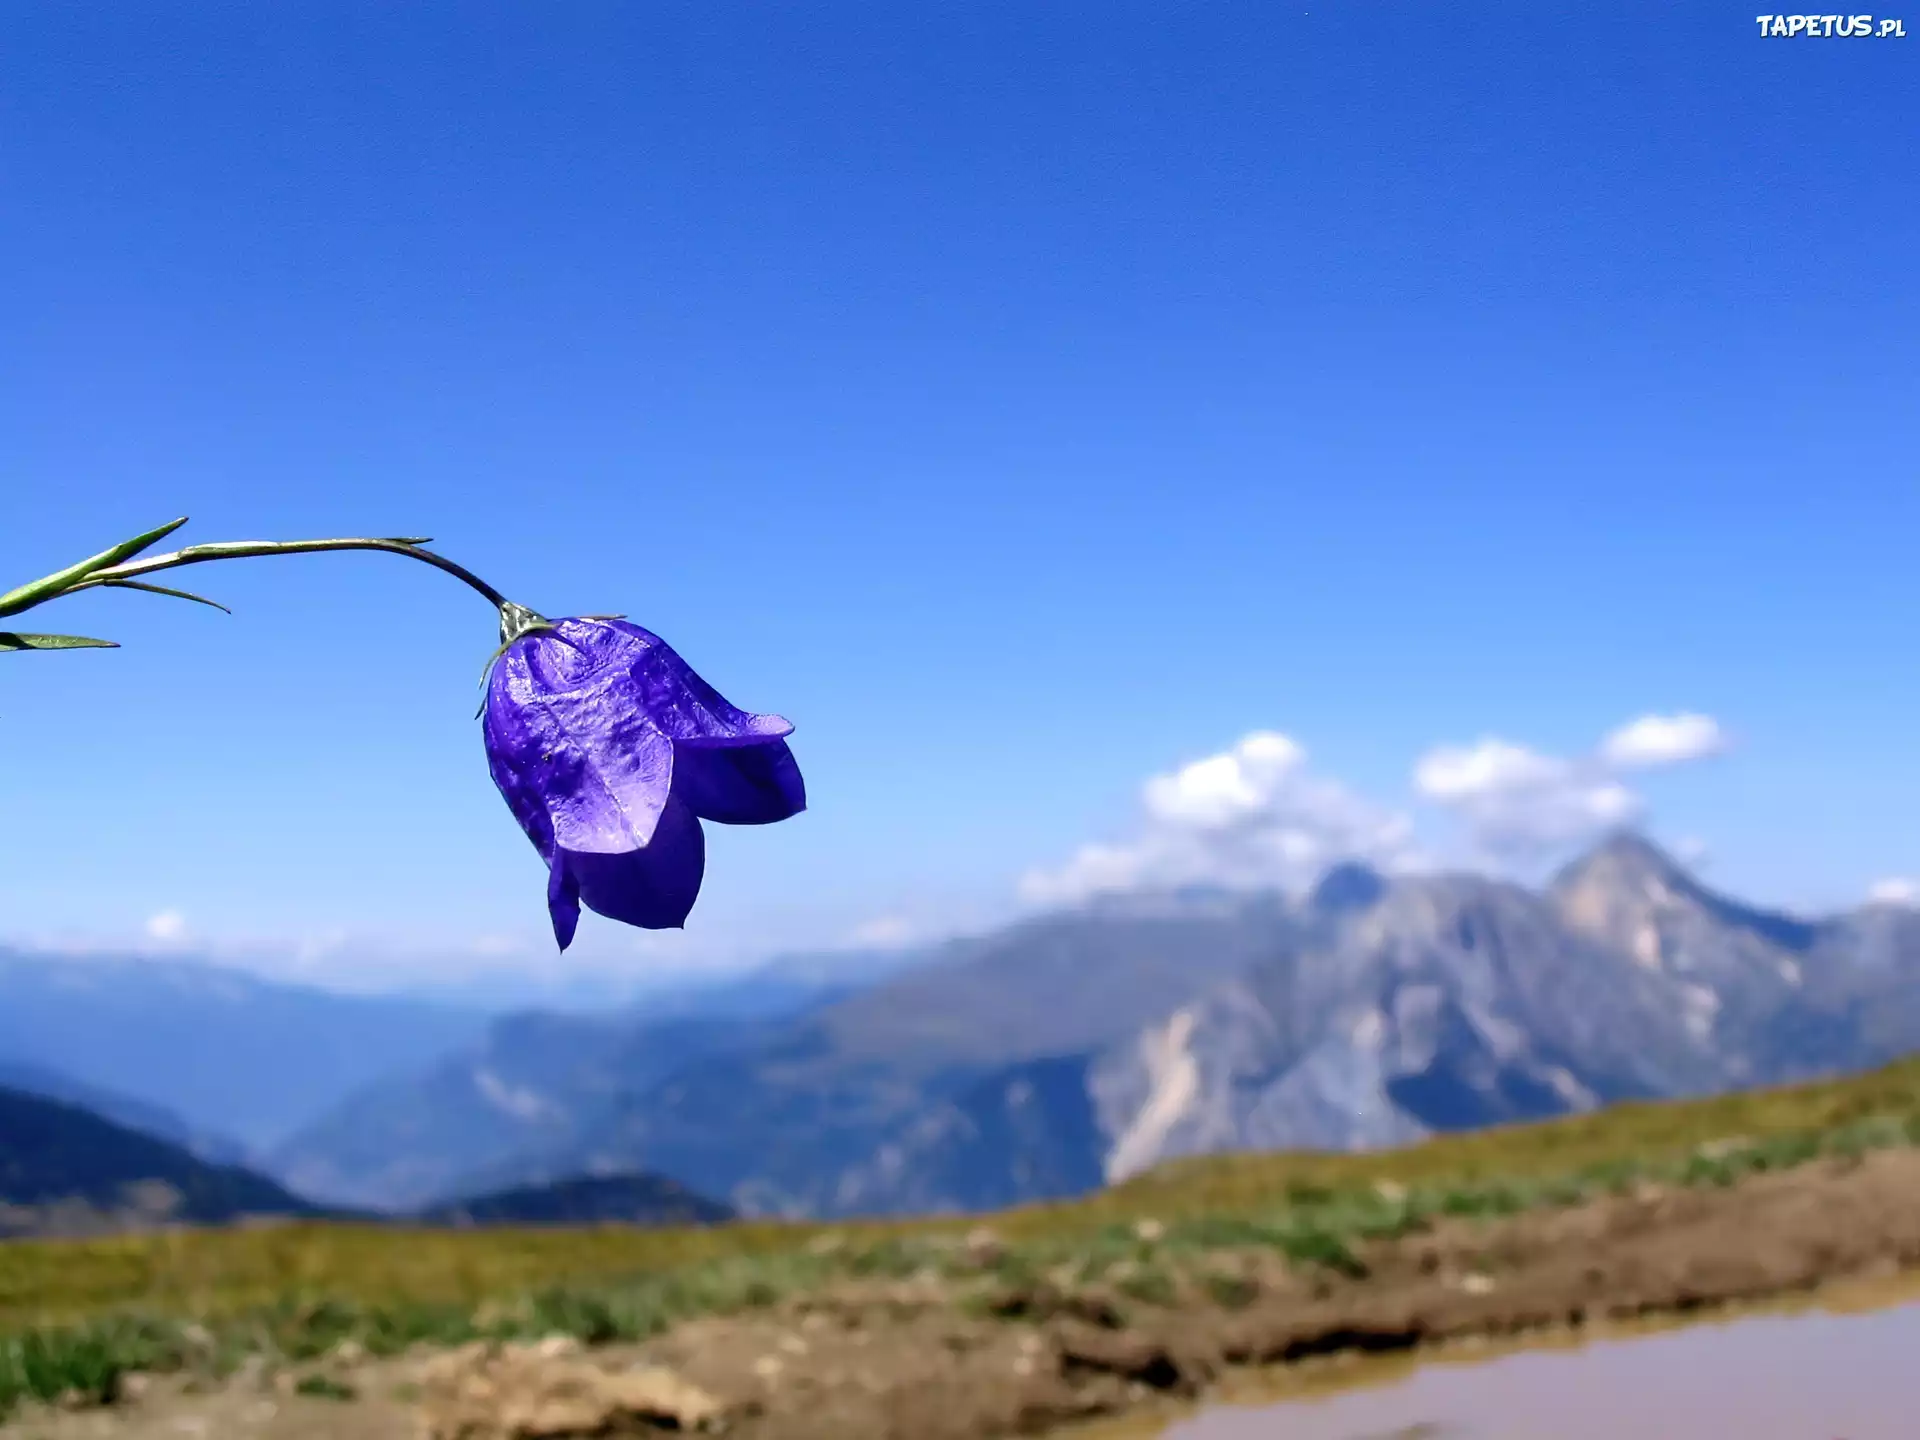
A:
547,852,582,950
563,798,707,930
671,739,807,825
485,718,559,862
481,615,793,945
603,620,795,748
484,629,676,854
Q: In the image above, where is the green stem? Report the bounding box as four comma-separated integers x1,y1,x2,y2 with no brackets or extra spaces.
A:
0,521,540,663
0,517,191,619
80,537,511,610
6,536,511,618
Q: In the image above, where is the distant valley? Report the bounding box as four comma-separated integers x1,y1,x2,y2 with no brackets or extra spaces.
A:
0,951,493,1154
0,1072,735,1238
0,943,910,1233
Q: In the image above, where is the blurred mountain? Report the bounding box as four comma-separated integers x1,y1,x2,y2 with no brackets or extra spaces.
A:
414,1171,733,1228
0,1085,320,1239
612,946,927,1021
244,837,1920,1224
268,947,918,1210
0,1057,248,1165
1084,855,1730,1182
396,945,921,1016
0,951,492,1152
459,896,1305,1218
269,1010,779,1210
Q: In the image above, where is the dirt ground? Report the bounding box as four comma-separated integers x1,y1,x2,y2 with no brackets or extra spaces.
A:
12,1147,1920,1440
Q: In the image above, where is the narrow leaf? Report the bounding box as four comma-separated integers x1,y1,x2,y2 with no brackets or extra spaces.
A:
97,579,232,614
0,632,120,652
0,517,191,619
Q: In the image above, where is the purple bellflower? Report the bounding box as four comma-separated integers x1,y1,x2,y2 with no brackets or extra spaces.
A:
3,519,800,950
481,604,805,950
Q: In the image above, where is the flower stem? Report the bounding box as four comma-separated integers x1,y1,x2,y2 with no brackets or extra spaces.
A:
0,533,513,621
74,537,513,610
0,522,532,663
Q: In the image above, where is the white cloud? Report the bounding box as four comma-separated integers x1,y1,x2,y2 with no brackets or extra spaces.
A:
1412,739,1571,802
1868,878,1920,907
1412,738,1641,861
143,910,189,944
1021,731,1420,906
1598,713,1729,770
1413,712,1727,863
1141,730,1306,827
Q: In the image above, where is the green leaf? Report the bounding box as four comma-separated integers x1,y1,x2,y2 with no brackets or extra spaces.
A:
0,517,190,619
0,632,120,652
96,579,232,614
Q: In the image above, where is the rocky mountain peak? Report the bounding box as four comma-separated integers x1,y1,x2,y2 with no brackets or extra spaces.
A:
1549,832,1709,958
1553,828,1693,899
1549,831,1818,975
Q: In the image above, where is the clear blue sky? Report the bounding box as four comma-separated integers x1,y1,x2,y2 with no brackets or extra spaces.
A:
3,3,1915,996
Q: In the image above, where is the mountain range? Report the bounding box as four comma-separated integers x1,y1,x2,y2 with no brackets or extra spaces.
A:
0,950,493,1153
0,1058,245,1165
415,1172,734,1228
0,1084,319,1238
0,942,918,1229
271,835,1920,1220
0,1079,736,1237
270,893,1295,1210
11,834,1920,1229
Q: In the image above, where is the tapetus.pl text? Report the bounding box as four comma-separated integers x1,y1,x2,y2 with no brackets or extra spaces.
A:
1755,13,1906,35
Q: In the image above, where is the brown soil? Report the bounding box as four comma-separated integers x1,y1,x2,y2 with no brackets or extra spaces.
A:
12,1148,1920,1440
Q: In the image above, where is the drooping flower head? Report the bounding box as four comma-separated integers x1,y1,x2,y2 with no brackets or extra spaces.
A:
1,521,803,953
481,606,804,949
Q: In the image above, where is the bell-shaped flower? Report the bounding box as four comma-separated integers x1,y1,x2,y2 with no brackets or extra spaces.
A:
482,615,804,949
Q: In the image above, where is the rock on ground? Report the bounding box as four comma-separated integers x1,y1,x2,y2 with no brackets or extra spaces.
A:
415,1340,728,1437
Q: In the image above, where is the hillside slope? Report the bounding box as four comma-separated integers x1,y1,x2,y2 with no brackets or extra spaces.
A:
0,1085,320,1238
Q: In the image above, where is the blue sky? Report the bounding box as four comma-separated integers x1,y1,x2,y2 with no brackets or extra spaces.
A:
3,3,1916,997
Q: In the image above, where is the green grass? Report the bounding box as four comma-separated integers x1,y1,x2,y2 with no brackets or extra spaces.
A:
1088,1051,1920,1220
2,1054,1920,1417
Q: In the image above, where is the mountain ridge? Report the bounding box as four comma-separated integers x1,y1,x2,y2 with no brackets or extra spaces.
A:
239,836,1920,1223
0,1084,321,1238
414,1171,734,1228
0,949,492,1152
550,836,1920,1218
0,1057,248,1165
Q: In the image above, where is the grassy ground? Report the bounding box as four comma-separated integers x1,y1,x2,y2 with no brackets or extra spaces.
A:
6,1052,1920,1417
